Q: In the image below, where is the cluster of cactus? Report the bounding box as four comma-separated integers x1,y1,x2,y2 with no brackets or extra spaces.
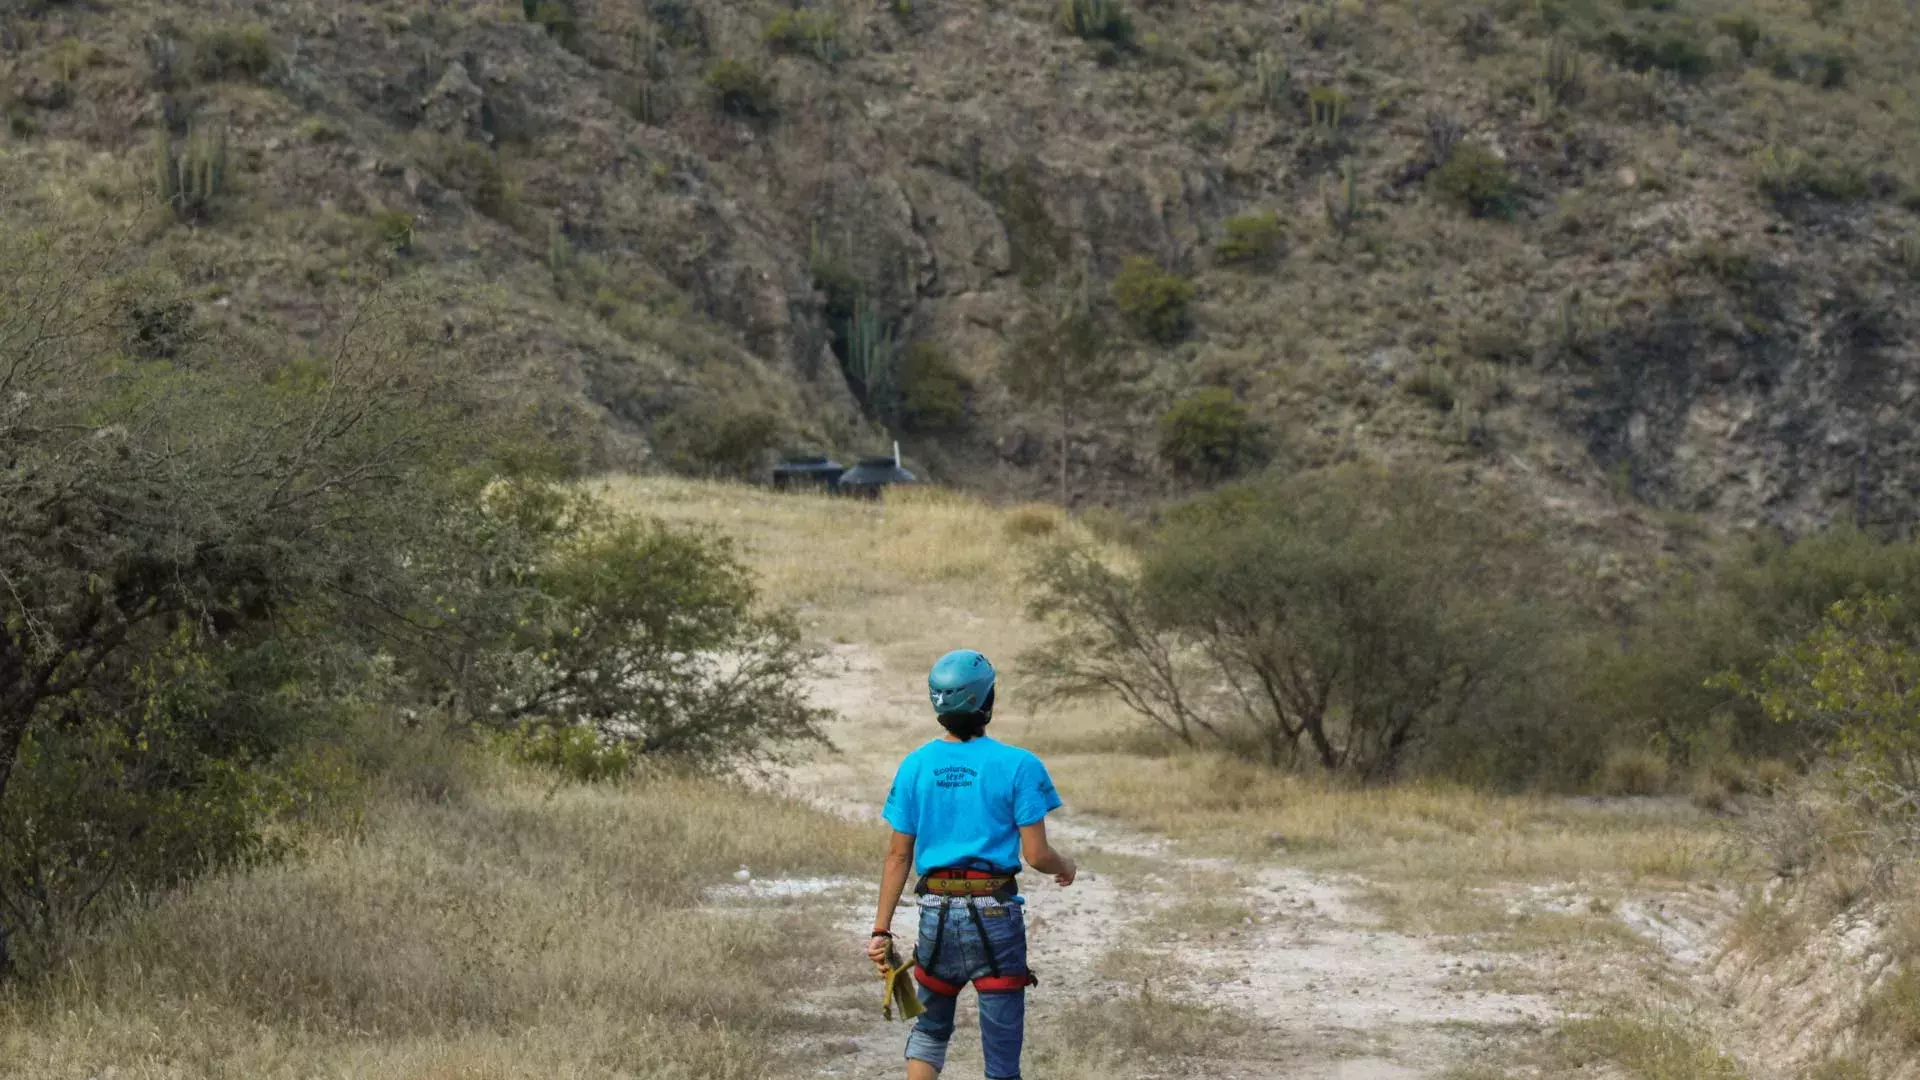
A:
1322,161,1361,237
845,293,900,405
1252,51,1289,111
627,25,670,78
1896,234,1920,281
1543,38,1584,107
1057,0,1133,44
1299,2,1339,48
1552,289,1610,364
1307,85,1346,135
1424,109,1462,166
763,8,841,64
154,126,228,223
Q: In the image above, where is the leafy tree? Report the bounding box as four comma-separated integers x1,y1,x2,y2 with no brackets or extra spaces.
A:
1157,388,1271,483
0,226,829,975
1430,141,1520,219
1723,596,1920,824
0,232,452,974
1005,289,1126,504
1028,466,1558,779
1578,527,1920,767
398,480,830,771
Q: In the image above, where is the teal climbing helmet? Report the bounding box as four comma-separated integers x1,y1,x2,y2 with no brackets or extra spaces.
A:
928,649,996,716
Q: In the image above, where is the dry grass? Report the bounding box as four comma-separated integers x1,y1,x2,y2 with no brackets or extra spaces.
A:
0,760,881,1079
1034,989,1264,1073
613,477,1730,898
1044,752,1732,886
1554,1013,1748,1079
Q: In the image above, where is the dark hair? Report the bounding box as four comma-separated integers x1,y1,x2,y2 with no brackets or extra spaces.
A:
937,687,994,741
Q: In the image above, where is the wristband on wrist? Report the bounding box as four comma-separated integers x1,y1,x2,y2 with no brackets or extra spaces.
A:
870,929,893,939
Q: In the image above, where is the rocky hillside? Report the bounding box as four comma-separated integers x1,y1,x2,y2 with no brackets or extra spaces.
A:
3,0,1917,529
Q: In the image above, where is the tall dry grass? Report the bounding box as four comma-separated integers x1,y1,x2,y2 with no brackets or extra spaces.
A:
0,759,880,1078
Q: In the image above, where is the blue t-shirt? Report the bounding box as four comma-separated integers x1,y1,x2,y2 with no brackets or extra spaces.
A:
883,737,1063,876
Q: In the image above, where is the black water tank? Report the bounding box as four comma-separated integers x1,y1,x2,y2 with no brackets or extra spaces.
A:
771,453,846,492
835,456,917,499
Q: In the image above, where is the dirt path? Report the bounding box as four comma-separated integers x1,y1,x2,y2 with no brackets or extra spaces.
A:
709,645,1573,1079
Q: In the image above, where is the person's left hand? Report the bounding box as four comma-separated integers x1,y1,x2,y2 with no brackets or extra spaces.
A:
866,931,893,970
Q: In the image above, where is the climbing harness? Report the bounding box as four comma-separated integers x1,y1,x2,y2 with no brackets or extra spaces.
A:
879,939,927,1021
916,867,1019,901
912,867,1038,996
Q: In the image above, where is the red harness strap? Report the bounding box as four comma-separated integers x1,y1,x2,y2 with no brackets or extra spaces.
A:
913,965,964,997
973,972,1038,993
913,967,1036,995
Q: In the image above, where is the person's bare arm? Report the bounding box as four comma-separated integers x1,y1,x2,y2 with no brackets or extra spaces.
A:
866,829,916,967
1019,819,1077,886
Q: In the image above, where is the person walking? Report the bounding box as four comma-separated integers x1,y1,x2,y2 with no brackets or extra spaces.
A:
866,649,1077,1080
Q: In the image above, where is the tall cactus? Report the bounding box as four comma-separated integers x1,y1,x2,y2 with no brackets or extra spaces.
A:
1322,161,1361,237
1543,37,1584,106
155,126,229,223
1253,51,1289,112
1307,86,1347,135
846,293,899,411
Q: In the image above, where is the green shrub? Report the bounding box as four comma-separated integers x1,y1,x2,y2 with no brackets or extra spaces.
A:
1580,528,1920,766
1156,388,1271,483
1723,597,1920,823
809,253,861,323
527,0,583,50
897,341,969,432
1112,256,1195,344
1058,0,1135,48
1215,211,1284,266
1600,26,1713,80
373,210,416,255
1025,466,1562,779
764,8,841,62
1401,364,1457,411
1715,14,1764,57
496,722,636,783
653,396,787,478
426,138,514,219
1754,146,1868,209
707,58,776,118
1430,141,1520,219
0,644,295,973
190,24,273,81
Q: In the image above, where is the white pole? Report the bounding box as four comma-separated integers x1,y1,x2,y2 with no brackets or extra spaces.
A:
893,440,901,468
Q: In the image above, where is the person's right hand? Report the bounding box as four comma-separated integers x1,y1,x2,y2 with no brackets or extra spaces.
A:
1053,857,1078,887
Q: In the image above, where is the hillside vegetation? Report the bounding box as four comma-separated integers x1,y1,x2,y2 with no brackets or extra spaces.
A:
3,0,1918,525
